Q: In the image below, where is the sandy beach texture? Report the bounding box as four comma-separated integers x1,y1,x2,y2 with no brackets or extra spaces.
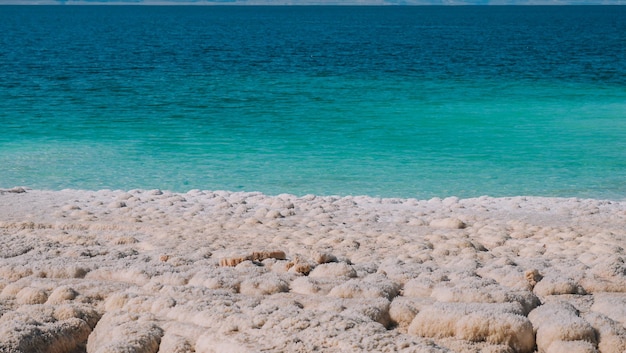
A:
0,187,625,353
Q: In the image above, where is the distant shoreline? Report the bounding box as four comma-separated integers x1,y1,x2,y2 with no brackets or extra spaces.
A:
2,186,625,202
0,2,623,6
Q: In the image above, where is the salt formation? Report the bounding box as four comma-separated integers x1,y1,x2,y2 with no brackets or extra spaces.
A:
528,301,597,352
0,188,625,352
409,302,534,352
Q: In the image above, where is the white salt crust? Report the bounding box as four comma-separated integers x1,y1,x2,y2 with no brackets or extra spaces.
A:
0,188,625,352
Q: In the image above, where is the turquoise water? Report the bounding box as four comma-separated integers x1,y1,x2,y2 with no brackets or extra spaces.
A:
1,6,625,199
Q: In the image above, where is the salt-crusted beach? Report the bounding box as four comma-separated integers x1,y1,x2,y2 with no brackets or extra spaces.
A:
0,187,625,352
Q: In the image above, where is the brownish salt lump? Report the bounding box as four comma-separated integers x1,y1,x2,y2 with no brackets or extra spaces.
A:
0,189,625,352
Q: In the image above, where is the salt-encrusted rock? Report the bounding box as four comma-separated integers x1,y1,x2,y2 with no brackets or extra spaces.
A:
528,302,597,353
590,255,626,279
195,333,254,353
104,292,136,312
312,251,337,264
579,274,626,293
408,302,534,353
544,340,598,353
533,274,586,296
87,311,163,353
158,332,194,353
290,276,339,296
475,225,512,249
108,201,127,209
403,277,437,298
218,256,248,267
429,218,466,229
328,274,400,300
116,193,133,201
112,236,138,245
53,303,101,329
15,287,48,305
389,297,435,330
309,262,357,279
376,259,433,284
525,269,543,288
265,209,283,219
429,277,540,315
24,264,90,279
61,204,81,211
250,250,286,261
589,293,626,327
474,261,533,291
0,186,27,194
219,250,287,267
0,304,93,353
0,283,25,298
46,285,78,304
239,273,289,296
86,267,150,286
199,271,241,293
579,256,626,293
291,263,312,275
345,297,393,328
583,312,626,353
285,257,313,275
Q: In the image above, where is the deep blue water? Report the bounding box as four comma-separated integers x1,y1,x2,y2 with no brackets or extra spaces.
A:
1,6,625,199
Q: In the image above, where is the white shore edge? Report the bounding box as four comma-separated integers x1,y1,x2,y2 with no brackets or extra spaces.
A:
1,187,625,352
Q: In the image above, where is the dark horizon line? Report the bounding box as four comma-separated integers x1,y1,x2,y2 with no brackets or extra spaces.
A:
1,3,623,5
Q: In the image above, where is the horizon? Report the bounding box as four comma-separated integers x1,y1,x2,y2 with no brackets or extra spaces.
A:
1,0,623,5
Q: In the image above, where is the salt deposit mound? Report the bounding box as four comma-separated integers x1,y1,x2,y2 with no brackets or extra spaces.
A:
1,188,625,352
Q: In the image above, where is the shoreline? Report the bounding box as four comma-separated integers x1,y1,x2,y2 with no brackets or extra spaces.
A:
1,188,625,352
3,185,626,201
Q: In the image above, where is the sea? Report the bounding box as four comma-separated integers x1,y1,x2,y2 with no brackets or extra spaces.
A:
1,5,625,200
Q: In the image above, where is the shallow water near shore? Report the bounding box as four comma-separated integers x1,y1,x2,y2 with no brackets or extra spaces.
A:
1,6,626,199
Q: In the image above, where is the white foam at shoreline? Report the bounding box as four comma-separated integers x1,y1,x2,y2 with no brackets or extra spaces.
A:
0,188,625,352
